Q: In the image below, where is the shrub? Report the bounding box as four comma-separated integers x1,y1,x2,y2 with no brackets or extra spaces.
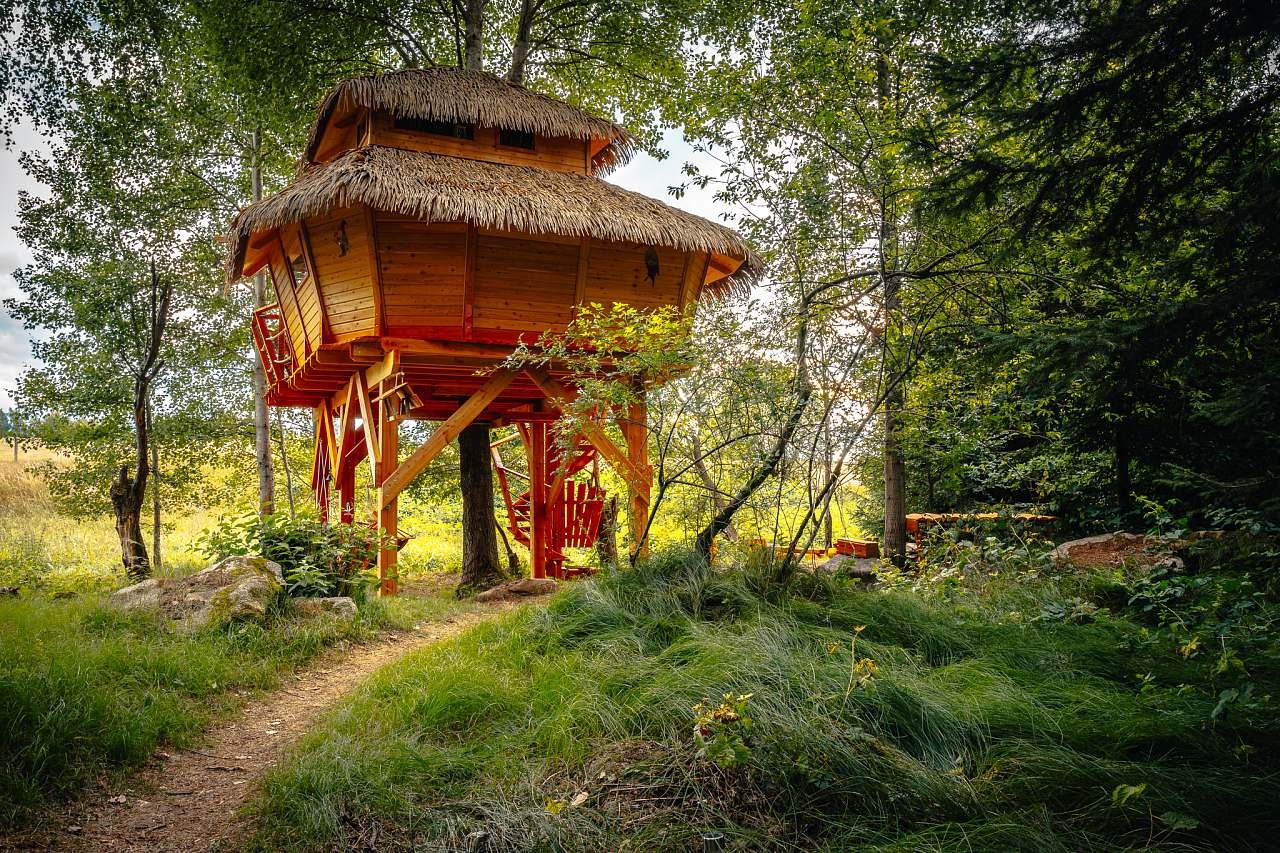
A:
198,510,379,600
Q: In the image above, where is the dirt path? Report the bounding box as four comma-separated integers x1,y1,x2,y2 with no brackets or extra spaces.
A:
7,605,509,852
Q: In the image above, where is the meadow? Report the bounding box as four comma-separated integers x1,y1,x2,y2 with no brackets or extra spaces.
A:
246,541,1280,851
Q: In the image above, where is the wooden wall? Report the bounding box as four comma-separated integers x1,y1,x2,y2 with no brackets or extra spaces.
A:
269,213,709,351
377,215,467,335
582,240,690,310
369,113,588,174
307,206,378,340
473,232,579,334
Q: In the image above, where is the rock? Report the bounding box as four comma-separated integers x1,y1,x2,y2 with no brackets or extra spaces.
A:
1050,533,1144,568
295,596,358,619
507,577,557,595
108,555,284,632
475,576,558,602
817,554,877,580
110,577,167,611
1152,555,1186,573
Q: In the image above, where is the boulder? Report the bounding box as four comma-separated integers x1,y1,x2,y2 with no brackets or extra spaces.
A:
109,555,284,632
817,554,878,580
1050,533,1144,568
475,576,558,602
110,577,167,611
295,596,359,619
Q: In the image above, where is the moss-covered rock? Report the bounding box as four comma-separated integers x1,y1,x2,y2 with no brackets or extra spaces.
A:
109,555,284,632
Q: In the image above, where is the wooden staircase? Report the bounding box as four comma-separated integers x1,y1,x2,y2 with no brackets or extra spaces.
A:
492,429,605,579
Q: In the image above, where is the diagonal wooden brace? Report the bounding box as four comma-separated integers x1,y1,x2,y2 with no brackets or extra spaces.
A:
378,366,519,509
524,367,649,496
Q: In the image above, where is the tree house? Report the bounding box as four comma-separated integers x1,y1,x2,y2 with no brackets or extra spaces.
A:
227,68,760,593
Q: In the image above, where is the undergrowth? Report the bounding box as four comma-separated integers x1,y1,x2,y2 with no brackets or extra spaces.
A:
249,541,1279,852
0,587,460,829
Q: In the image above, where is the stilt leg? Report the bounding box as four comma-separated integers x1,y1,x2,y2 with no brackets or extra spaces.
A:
338,465,356,525
528,421,548,579
376,400,399,596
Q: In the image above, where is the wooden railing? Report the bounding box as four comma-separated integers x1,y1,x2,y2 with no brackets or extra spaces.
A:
251,304,294,390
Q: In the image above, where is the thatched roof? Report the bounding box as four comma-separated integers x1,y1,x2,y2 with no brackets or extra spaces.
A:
228,145,763,296
304,68,637,173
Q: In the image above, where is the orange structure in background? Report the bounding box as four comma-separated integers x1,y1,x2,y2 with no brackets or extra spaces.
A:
227,69,761,591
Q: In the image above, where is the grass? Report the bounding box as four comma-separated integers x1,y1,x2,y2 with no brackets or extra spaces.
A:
0,582,473,829
247,548,1280,852
0,448,219,593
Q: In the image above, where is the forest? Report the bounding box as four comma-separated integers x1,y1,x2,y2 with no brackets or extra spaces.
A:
0,0,1277,850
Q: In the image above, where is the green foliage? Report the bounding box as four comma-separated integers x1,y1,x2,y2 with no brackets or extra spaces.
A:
198,510,380,599
692,692,754,768
246,546,1279,850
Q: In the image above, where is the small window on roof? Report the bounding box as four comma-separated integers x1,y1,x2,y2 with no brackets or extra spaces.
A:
394,116,474,139
498,128,535,149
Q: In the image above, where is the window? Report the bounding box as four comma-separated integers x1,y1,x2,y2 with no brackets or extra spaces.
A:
290,255,308,286
498,128,535,149
394,116,474,139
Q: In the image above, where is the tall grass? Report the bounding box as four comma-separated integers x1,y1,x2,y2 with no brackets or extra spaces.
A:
0,587,465,829
250,551,1279,851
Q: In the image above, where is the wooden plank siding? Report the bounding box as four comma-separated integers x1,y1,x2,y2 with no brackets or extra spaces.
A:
369,114,588,174
472,233,578,333
307,206,377,340
268,251,309,363
281,225,324,350
582,239,685,309
376,215,467,335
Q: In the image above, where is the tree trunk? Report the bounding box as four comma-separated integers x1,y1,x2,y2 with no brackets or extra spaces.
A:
696,294,815,560
277,410,296,517
508,0,534,83
1115,422,1132,520
458,423,506,594
111,465,150,582
463,0,486,71
595,495,619,566
877,50,908,570
883,404,908,567
250,129,276,516
691,431,737,542
147,396,161,573
496,518,521,574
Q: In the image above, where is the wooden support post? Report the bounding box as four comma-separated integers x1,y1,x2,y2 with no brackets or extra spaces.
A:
524,367,647,495
528,421,548,579
378,366,518,508
624,395,652,561
311,403,335,522
375,397,399,596
338,463,356,524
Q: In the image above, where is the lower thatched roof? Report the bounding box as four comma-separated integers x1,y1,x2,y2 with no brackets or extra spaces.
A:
228,145,763,296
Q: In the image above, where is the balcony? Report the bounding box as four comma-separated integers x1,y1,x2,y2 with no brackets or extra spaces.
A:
251,304,295,392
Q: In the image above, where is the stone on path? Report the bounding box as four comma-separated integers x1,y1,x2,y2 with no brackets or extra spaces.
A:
475,576,557,602
294,596,358,619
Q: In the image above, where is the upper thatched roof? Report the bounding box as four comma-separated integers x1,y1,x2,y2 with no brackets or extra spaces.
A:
228,145,762,296
303,68,637,173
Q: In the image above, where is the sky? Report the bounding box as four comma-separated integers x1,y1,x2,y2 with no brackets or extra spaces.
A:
0,126,725,410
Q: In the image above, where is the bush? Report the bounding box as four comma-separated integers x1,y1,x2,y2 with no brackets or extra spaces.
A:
198,510,380,600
